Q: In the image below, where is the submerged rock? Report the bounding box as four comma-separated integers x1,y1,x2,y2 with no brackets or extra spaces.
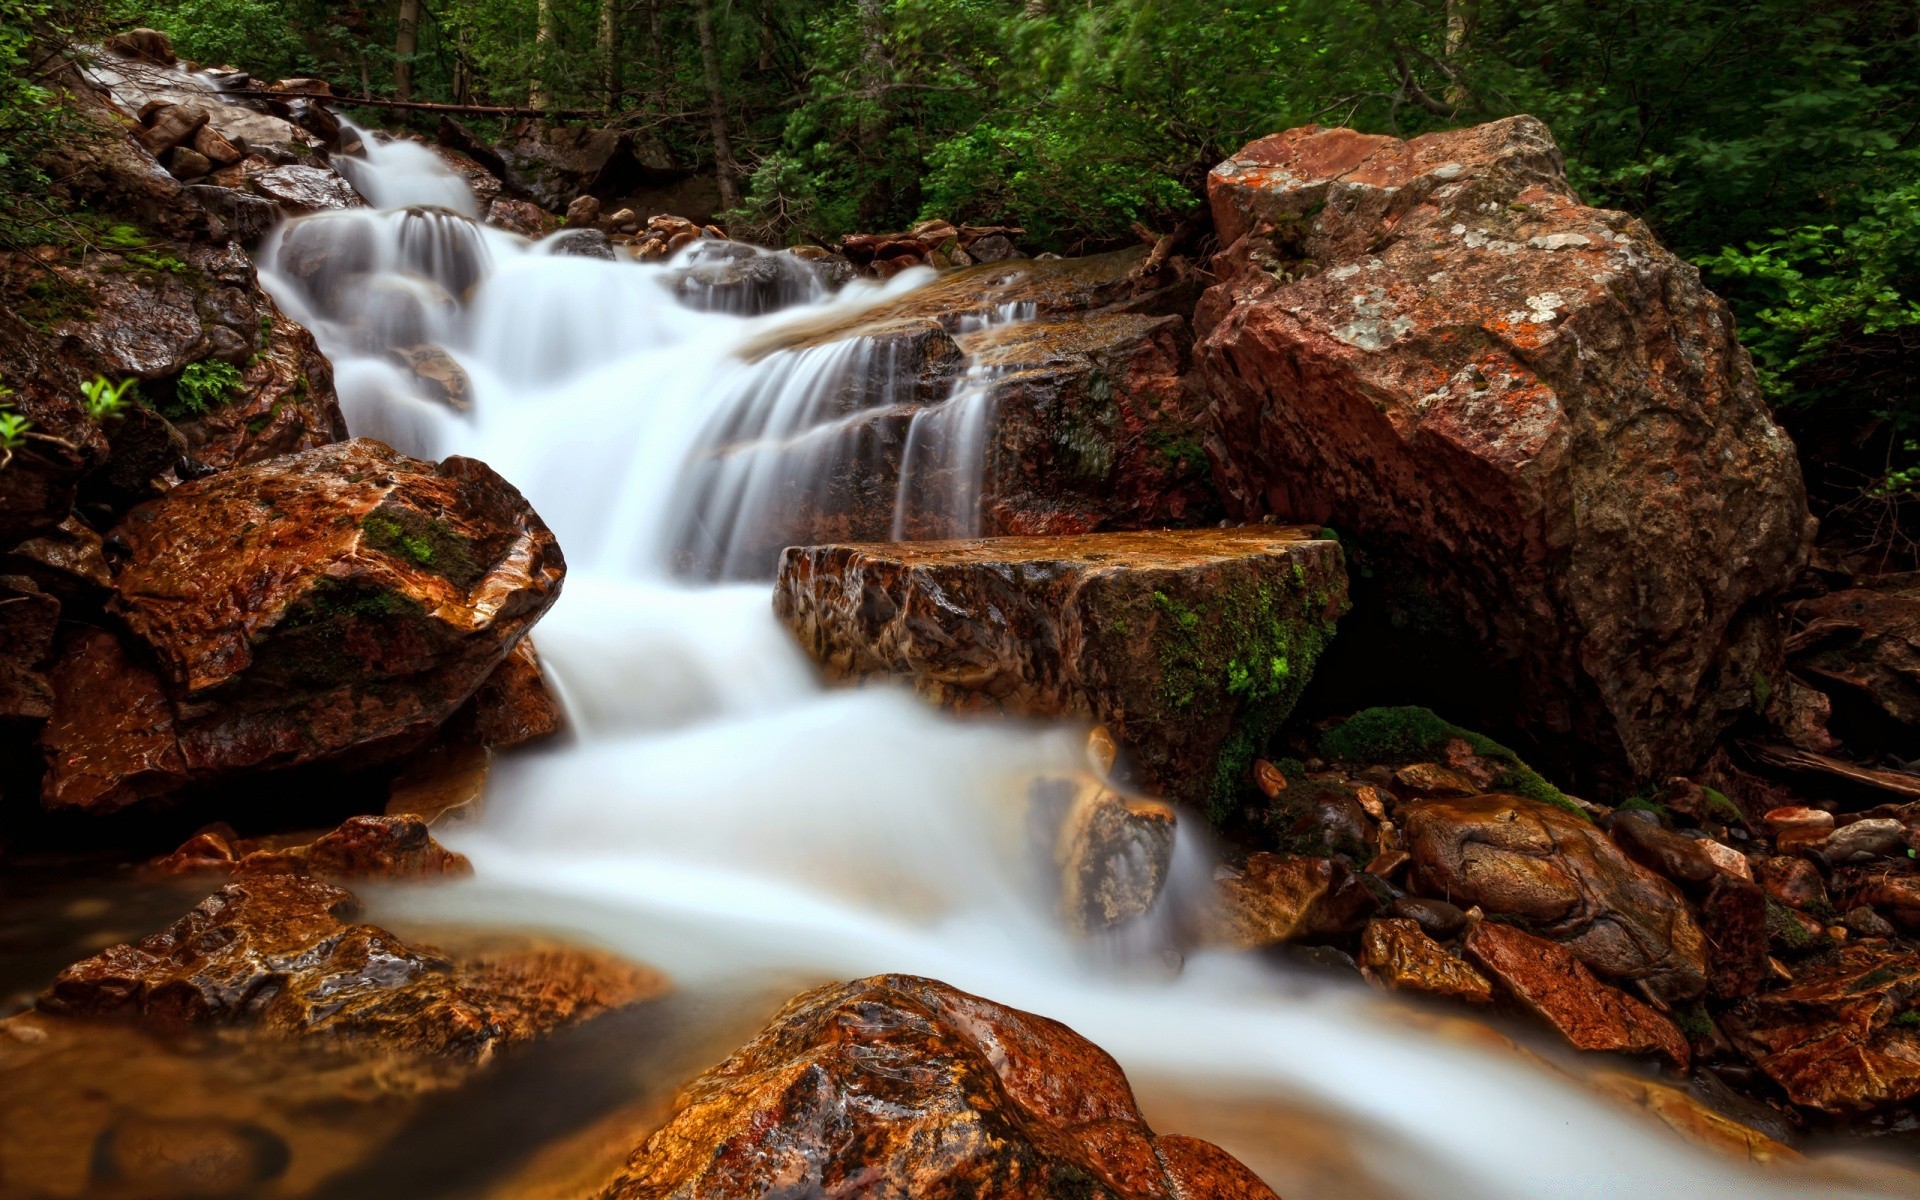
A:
595,974,1277,1199
1465,921,1689,1069
1030,773,1178,933
775,527,1346,816
1197,117,1812,787
1404,794,1709,1003
40,438,564,812
42,873,663,1060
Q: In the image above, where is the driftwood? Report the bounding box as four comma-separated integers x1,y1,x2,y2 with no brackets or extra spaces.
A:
227,90,600,120
1743,741,1920,800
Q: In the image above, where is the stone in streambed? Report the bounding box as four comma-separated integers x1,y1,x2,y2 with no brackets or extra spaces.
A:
1404,793,1709,1003
1198,117,1812,787
1198,852,1377,949
775,527,1346,817
148,813,472,879
1464,921,1689,1069
1359,918,1492,1004
595,974,1277,1200
40,438,564,812
1032,773,1177,933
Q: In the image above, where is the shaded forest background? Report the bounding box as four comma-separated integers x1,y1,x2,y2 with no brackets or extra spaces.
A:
3,0,1918,556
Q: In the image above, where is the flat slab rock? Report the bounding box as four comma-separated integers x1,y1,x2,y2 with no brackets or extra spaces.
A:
775,527,1347,816
596,974,1276,1200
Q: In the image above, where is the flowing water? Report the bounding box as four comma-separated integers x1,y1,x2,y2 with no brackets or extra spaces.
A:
257,135,1911,1199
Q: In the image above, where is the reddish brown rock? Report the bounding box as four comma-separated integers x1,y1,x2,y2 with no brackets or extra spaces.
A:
1754,854,1833,914
40,439,564,812
1404,794,1709,1003
1722,945,1920,1114
1789,578,1920,733
775,527,1345,816
460,636,564,748
1359,918,1493,1004
1832,865,1920,932
0,575,60,724
1197,117,1811,787
1198,852,1376,949
596,974,1277,1200
1464,921,1689,1069
4,514,112,602
41,873,662,1060
1697,874,1769,1002
1609,811,1720,888
487,197,560,238
1034,775,1178,933
178,302,347,471
151,814,472,880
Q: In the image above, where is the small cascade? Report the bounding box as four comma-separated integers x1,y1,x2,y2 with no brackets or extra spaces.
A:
331,119,481,216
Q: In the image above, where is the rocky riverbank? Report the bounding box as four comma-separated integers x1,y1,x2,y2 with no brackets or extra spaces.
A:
3,25,1920,1199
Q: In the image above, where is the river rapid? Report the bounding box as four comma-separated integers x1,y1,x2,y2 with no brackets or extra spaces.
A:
257,129,1910,1199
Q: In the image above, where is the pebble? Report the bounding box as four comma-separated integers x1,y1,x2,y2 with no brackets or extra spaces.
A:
1823,818,1907,864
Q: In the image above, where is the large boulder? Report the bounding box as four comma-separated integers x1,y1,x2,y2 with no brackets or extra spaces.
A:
776,527,1347,817
40,439,564,812
1788,575,1920,743
595,974,1276,1199
1402,793,1709,1003
1196,117,1813,787
493,122,684,211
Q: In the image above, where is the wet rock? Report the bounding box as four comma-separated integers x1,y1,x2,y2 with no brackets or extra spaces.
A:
166,144,212,181
1464,921,1689,1068
191,123,243,167
0,317,111,546
1198,118,1811,787
1722,944,1920,1114
1390,762,1481,799
391,343,473,411
1585,1071,1799,1165
1789,580,1920,734
1763,805,1834,836
1263,778,1376,863
486,197,559,238
105,27,176,64
1198,852,1377,949
546,228,616,260
1846,904,1899,939
596,974,1277,1200
1319,706,1574,814
140,103,209,155
182,305,347,472
1035,775,1178,933
775,527,1346,816
250,164,362,214
41,873,663,1059
0,575,60,724
1832,865,1920,932
90,1111,290,1197
183,183,282,245
494,123,682,212
1404,794,1709,1003
457,637,563,748
1388,896,1469,939
1610,810,1720,888
151,813,472,879
1697,874,1769,1002
1824,818,1907,864
564,194,602,229
41,439,564,812
386,740,490,828
1754,856,1832,916
4,514,112,602
1359,918,1493,1004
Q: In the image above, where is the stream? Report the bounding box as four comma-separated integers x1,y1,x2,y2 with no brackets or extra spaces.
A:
256,129,1911,1199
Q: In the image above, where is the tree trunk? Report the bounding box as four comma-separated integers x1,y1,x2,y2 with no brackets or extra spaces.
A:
530,0,555,110
394,0,421,102
1443,0,1477,108
599,0,621,111
694,0,740,210
452,24,472,105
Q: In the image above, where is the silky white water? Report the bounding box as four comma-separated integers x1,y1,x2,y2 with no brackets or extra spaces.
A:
259,139,1906,1198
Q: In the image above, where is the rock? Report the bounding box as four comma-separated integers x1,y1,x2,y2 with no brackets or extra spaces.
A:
1197,117,1811,788
1697,874,1769,1002
1846,904,1899,938
1789,579,1920,735
1824,817,1907,864
486,196,559,238
0,575,60,724
4,514,112,602
1832,865,1920,932
165,145,212,181
179,303,348,472
1609,810,1720,887
429,144,504,208
1585,1071,1800,1165
970,233,1018,262
105,27,176,64
1263,777,1376,863
1198,852,1377,948
1754,854,1832,913
595,974,1277,1200
1318,707,1575,814
1722,944,1920,1114
149,813,471,879
775,527,1346,816
251,164,362,213
1388,895,1469,939
140,103,210,155
1404,794,1709,1003
1032,775,1178,932
547,228,616,259
386,740,490,828
1464,921,1689,1068
391,343,472,411
458,636,563,747
40,439,564,812
183,183,283,245
1763,805,1834,836
190,122,243,167
0,310,111,547
564,194,602,228
1390,761,1481,798
494,123,683,211
88,1111,289,1196
41,873,664,1058
1359,918,1493,1003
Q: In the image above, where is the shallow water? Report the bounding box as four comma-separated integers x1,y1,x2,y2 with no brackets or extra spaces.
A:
253,133,1917,1198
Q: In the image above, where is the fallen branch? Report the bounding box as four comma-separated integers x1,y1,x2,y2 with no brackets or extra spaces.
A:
226,90,601,120
1742,741,1920,800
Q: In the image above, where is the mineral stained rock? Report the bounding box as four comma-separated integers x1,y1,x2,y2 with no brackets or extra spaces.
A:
775,526,1346,815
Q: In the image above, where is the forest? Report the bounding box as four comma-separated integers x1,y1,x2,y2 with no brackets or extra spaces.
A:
1,0,1917,556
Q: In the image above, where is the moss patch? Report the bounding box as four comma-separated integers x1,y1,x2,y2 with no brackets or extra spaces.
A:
361,506,485,588
1319,705,1588,821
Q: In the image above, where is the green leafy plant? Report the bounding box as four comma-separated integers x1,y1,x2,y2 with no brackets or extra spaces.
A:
167,359,243,418
80,374,136,422
0,405,33,468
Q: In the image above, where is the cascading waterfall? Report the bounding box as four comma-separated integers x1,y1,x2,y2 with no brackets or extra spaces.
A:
258,141,1905,1199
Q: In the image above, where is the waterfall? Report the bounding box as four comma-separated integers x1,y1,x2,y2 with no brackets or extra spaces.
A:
257,146,1892,1200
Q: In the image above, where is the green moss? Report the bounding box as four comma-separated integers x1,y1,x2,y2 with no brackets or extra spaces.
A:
361,506,484,587
1765,897,1821,955
1272,756,1307,782
1674,1004,1714,1040
1319,705,1588,821
1894,1009,1920,1028
1617,795,1672,823
1701,787,1744,825
1056,372,1119,482
17,275,93,331
1143,425,1207,474
1752,670,1775,709
165,360,244,419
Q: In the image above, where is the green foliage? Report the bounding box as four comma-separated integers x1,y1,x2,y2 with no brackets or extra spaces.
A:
0,406,30,449
80,374,136,421
360,508,483,586
167,359,241,418
1319,706,1587,821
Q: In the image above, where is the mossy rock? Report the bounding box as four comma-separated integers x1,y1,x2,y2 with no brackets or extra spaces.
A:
1319,705,1587,820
